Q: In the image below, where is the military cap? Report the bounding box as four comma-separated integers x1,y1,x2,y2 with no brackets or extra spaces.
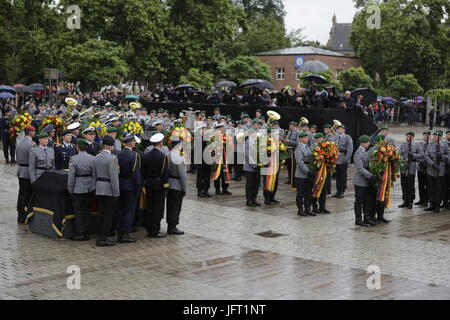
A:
24,125,35,131
311,125,317,129
37,132,48,139
338,124,346,129
433,131,443,137
379,126,389,131
289,121,298,126
68,122,80,130
153,120,163,126
405,131,415,136
375,135,386,142
300,122,309,128
42,124,54,133
123,133,136,144
170,114,176,118
323,124,332,129
206,116,212,120
423,131,431,135
271,121,279,125
214,107,220,111
201,110,206,114
214,123,225,129
157,108,164,113
221,116,227,120
77,138,89,147
102,135,115,146
150,133,164,144
195,110,201,114
34,110,40,115
359,135,370,143
256,109,262,113
226,115,232,119
107,127,118,133
241,114,249,118
298,132,309,138
164,109,169,113
314,133,324,139
236,120,243,125
446,130,450,134
61,129,72,136
83,126,96,134
150,110,156,114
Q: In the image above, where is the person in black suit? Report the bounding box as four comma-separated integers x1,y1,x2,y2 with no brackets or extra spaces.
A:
54,129,77,170
83,126,100,156
0,108,16,163
117,134,142,243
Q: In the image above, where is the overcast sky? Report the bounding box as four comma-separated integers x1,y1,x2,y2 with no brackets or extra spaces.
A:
283,0,358,44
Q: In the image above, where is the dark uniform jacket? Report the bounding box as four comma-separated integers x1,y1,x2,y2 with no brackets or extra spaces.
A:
142,148,169,189
117,147,142,193
87,141,100,156
54,142,77,170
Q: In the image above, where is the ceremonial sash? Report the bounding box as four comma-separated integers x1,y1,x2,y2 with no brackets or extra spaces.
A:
377,163,392,208
312,162,327,198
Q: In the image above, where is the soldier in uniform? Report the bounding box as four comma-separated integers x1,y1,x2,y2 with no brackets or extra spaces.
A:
416,131,431,206
54,129,77,170
116,134,142,243
284,121,299,184
353,135,377,227
29,132,55,184
0,108,16,163
93,135,120,246
443,130,450,210
15,125,36,223
398,132,422,209
166,140,187,235
212,107,222,121
333,125,353,198
106,127,121,153
41,124,56,148
323,124,335,142
195,124,212,198
83,127,100,156
213,123,232,196
142,133,170,238
300,122,314,147
31,110,42,131
424,131,449,213
378,126,396,146
311,133,331,214
68,122,80,145
67,138,96,241
243,129,261,207
262,127,281,206
295,132,314,216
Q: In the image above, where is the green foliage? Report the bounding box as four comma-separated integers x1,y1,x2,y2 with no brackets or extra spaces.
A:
218,56,272,85
337,67,373,91
387,74,423,98
179,68,214,89
61,39,128,91
426,89,450,103
351,0,450,92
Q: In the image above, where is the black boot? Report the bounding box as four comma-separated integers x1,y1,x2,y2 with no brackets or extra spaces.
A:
118,233,137,243
270,198,280,204
96,237,116,247
264,198,273,205
168,227,184,235
246,200,256,207
398,202,407,208
203,189,212,197
355,204,368,226
252,199,262,207
71,232,89,241
215,189,223,195
198,190,208,198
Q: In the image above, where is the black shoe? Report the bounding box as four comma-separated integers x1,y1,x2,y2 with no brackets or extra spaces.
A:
356,221,369,227
304,210,314,216
246,201,256,207
398,203,407,208
203,190,212,197
298,211,307,216
108,231,116,237
197,192,208,198
424,207,435,212
215,190,223,195
223,190,232,195
364,220,377,227
168,227,184,235
96,239,116,247
414,200,424,206
148,232,166,238
11,159,16,164
312,208,320,214
71,233,89,241
264,200,273,205
320,208,331,214
377,218,391,223
337,193,345,199
5,159,10,164
434,208,440,213
270,199,280,204
118,233,137,243
252,200,262,207
332,193,340,198
407,204,413,209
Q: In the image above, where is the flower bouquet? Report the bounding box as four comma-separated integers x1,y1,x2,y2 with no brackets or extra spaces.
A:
308,141,339,198
122,120,144,138
368,140,401,208
40,115,66,132
8,112,33,142
87,120,107,138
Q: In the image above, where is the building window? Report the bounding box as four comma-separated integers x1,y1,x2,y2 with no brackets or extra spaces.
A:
296,70,302,81
276,68,285,80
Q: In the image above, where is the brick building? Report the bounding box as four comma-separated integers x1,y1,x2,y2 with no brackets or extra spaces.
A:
255,46,362,91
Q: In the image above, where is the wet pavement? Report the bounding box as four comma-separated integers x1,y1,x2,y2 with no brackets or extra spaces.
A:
0,125,449,300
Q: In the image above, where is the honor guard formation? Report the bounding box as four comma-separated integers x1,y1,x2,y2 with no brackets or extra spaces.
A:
1,99,449,247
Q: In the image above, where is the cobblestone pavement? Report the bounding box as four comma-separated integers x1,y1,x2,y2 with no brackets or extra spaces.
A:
1,126,449,300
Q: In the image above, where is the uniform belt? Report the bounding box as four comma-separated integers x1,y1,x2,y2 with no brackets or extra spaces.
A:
169,176,180,180
36,167,51,170
19,164,29,167
76,174,92,177
97,178,111,182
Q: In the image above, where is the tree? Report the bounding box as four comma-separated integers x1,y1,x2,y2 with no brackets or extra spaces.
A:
286,28,306,47
337,67,373,91
218,56,272,85
351,0,450,91
61,39,128,91
387,74,423,98
179,68,214,89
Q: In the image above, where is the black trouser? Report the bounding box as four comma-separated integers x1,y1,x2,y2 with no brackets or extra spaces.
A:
145,186,166,235
444,166,450,206
368,186,385,220
286,158,292,180
296,177,313,212
263,173,279,201
312,179,328,210
2,138,15,161
245,171,260,201
96,196,117,239
427,175,444,209
417,170,428,203
335,163,348,194
196,165,211,192
354,185,371,223
214,168,229,192
118,190,139,234
72,193,91,233
17,178,32,223
167,189,183,229
400,174,416,205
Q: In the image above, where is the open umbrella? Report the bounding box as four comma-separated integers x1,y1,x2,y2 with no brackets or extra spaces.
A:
297,60,330,73
351,88,378,106
0,92,15,99
125,94,140,100
240,79,273,90
175,84,194,90
15,86,33,93
301,74,327,84
57,89,69,94
0,85,16,94
13,84,24,88
29,83,44,91
216,80,237,88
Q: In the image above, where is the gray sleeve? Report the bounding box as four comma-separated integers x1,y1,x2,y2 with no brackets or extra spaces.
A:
355,151,372,179
110,156,120,197
67,158,76,193
412,144,422,161
29,151,37,183
425,147,434,167
179,163,187,193
345,136,353,163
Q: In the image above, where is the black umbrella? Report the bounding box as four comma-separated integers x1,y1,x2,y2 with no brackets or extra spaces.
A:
175,84,194,90
29,83,44,91
351,88,378,106
0,85,16,94
297,60,330,73
57,89,69,94
15,86,33,93
301,74,327,84
240,79,273,90
216,80,237,88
